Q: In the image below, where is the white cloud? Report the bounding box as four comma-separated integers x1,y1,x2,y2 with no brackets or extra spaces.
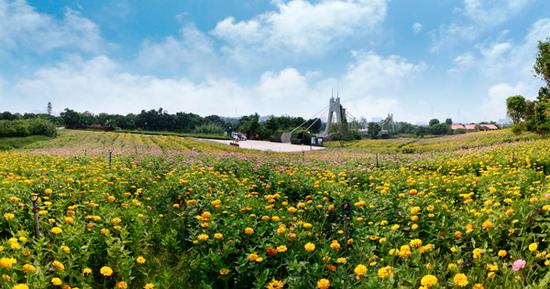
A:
463,0,532,26
430,0,534,52
412,22,422,34
0,0,106,55
3,50,424,121
449,18,550,80
212,0,388,56
481,82,531,121
136,25,218,77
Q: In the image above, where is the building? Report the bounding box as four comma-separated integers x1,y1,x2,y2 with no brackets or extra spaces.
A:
451,124,465,130
479,123,498,131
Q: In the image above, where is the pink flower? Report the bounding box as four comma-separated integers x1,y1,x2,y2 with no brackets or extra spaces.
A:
512,259,526,271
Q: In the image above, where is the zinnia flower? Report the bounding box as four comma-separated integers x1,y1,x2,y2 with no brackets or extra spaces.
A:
420,274,438,288
317,278,330,289
100,266,113,276
512,259,526,271
453,273,468,287
377,266,393,279
266,278,284,289
354,264,368,278
304,242,316,252
51,277,62,286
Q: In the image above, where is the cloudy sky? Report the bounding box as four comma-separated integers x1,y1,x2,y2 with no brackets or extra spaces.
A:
1,0,549,123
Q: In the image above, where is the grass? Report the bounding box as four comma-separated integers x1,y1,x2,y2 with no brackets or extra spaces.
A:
325,129,545,153
114,129,230,140
0,135,52,150
19,129,238,156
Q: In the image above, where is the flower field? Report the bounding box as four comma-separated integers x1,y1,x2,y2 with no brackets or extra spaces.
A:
0,133,549,288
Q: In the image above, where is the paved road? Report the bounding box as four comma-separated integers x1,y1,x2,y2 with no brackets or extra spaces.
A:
205,139,326,152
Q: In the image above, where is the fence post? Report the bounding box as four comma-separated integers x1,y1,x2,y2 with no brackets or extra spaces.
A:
31,194,41,238
109,151,113,169
342,202,351,247
376,153,379,168
302,151,305,162
511,151,515,163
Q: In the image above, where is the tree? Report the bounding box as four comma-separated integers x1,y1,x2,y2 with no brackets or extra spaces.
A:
445,118,453,125
534,38,550,90
429,119,440,126
367,122,381,139
506,95,526,125
47,102,52,115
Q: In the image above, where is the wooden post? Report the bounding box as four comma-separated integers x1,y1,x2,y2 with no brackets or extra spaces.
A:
375,153,379,168
511,151,515,163
31,194,40,238
302,151,305,162
109,151,113,169
342,202,350,247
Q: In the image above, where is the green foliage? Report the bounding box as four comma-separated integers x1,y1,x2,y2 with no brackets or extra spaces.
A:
367,122,381,139
428,119,440,126
534,38,550,89
506,95,527,125
193,123,225,135
0,118,57,138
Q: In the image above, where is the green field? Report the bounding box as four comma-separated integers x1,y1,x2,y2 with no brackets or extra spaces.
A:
0,129,548,289
325,129,543,153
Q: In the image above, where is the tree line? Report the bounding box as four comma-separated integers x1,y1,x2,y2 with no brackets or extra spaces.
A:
506,38,550,134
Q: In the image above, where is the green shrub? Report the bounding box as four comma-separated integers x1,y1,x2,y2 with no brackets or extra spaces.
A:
0,118,57,137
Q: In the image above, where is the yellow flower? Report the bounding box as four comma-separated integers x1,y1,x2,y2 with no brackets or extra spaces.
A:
248,253,260,262
266,278,284,289
51,227,63,234
219,268,230,275
116,281,128,289
453,273,469,287
214,233,223,240
498,250,507,257
472,248,482,259
377,266,393,279
0,257,17,269
410,206,421,215
276,245,287,253
52,260,65,271
51,277,62,286
4,213,15,221
465,223,474,233
197,234,209,241
482,220,493,230
398,245,412,259
144,283,155,289
354,264,368,278
22,264,36,273
409,239,422,248
317,278,330,289
245,227,254,235
330,240,341,250
529,242,538,252
336,257,347,264
420,274,438,288
100,266,113,277
83,267,92,276
12,284,29,289
473,283,484,289
136,256,146,264
304,242,316,252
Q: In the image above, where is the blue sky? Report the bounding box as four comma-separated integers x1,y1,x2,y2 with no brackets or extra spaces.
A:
1,0,549,123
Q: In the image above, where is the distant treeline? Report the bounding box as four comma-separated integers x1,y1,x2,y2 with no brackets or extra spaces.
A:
0,118,57,138
0,109,322,143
